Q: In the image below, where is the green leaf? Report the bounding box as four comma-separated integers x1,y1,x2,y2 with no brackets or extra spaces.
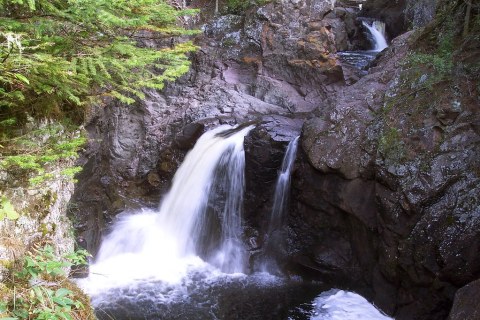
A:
55,288,72,298
14,73,30,85
32,286,46,304
0,197,20,220
27,0,36,10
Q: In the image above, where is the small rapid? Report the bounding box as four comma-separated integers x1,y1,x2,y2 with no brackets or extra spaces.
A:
337,19,388,77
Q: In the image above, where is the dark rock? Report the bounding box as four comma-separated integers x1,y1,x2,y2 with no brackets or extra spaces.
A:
297,15,480,319
448,279,480,320
244,118,302,226
405,0,438,28
174,122,205,149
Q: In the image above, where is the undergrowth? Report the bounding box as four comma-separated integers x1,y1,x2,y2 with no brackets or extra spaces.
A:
0,122,86,188
0,244,94,320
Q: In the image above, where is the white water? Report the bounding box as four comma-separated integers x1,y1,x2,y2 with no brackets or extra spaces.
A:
310,289,393,320
259,136,300,273
362,20,388,52
78,126,393,320
79,124,253,294
205,140,248,273
268,136,300,235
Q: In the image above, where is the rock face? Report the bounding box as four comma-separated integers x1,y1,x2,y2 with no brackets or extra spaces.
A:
0,156,76,281
71,0,361,253
295,23,480,320
71,0,480,319
448,279,480,320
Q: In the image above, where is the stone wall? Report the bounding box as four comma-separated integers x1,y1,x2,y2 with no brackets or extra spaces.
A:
0,161,76,280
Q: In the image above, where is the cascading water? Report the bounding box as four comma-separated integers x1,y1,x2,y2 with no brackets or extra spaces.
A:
78,126,393,320
260,136,300,273
80,124,253,294
337,19,388,77
199,142,248,273
362,20,388,52
268,136,300,234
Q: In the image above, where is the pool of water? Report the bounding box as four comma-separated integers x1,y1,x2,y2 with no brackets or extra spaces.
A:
337,51,378,75
88,272,327,320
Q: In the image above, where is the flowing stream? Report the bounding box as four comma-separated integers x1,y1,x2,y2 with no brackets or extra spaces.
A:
337,20,388,75
78,125,392,319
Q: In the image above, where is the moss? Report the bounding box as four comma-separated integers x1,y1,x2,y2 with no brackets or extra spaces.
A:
222,37,237,47
378,127,405,162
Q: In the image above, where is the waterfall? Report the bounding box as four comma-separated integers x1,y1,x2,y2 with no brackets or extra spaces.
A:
268,136,299,235
260,136,300,273
362,20,388,52
198,141,248,273
81,124,253,293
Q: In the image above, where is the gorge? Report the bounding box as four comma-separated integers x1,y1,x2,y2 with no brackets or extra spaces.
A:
70,0,479,318
1,0,477,319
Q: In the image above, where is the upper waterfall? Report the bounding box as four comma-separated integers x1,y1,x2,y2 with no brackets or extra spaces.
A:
362,20,388,52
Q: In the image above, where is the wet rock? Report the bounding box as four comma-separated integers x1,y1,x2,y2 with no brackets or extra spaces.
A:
174,122,205,150
297,18,480,319
244,119,302,227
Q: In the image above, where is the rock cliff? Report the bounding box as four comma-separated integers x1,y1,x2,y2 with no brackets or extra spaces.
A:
71,0,480,318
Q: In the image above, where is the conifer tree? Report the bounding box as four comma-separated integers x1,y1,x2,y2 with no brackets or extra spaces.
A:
0,0,198,126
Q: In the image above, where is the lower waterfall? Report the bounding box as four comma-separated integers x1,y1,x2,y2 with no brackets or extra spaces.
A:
78,125,393,320
80,124,253,293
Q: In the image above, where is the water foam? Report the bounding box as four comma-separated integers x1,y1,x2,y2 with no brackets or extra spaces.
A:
79,124,254,295
310,289,393,320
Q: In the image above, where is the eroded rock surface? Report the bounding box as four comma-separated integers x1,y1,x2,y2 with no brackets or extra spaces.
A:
71,0,361,253
295,22,480,320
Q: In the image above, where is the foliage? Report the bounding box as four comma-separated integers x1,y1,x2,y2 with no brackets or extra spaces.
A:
0,0,198,126
0,123,86,186
404,17,455,89
16,245,88,279
1,245,93,320
0,196,19,220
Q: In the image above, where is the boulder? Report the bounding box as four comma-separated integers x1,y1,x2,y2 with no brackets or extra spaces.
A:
448,279,480,320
